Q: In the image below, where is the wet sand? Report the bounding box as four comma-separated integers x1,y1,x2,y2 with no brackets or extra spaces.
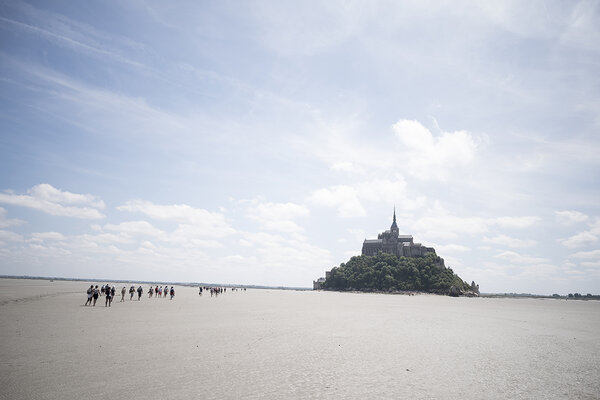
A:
0,278,599,399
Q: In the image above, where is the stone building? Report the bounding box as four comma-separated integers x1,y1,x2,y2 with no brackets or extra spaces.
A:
362,209,445,267
313,277,326,290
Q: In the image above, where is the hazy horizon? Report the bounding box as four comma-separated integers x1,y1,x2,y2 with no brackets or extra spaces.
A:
1,274,597,296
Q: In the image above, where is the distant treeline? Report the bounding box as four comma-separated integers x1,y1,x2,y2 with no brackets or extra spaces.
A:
482,293,599,300
322,253,475,294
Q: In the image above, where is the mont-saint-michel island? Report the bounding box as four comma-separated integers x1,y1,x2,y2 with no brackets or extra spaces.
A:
314,210,479,296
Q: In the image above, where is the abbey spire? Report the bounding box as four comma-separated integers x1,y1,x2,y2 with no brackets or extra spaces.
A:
390,206,399,233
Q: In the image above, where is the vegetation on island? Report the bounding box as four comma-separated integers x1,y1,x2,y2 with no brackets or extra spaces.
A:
322,252,476,295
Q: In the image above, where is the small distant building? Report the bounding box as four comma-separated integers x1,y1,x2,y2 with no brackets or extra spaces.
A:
362,209,444,268
313,277,326,290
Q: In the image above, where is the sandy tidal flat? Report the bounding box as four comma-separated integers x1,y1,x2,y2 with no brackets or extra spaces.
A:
0,278,599,399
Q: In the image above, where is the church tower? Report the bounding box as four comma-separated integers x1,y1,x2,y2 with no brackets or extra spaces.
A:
362,208,443,266
390,207,399,237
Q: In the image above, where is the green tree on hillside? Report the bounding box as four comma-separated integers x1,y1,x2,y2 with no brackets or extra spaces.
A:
323,252,472,294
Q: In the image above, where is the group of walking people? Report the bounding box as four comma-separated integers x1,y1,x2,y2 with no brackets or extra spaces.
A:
199,286,246,297
85,284,175,307
146,285,175,299
85,283,247,306
84,284,118,307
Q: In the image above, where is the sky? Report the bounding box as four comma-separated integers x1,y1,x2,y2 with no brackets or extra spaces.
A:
0,1,599,294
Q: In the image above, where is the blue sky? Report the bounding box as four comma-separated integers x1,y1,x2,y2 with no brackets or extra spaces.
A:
0,1,599,293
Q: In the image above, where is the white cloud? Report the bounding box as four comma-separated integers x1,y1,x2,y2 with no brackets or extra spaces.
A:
411,202,541,240
0,184,105,219
392,119,479,181
31,232,66,241
483,234,537,248
494,216,540,229
308,177,421,219
165,224,225,248
0,230,24,242
118,200,235,237
140,240,155,249
308,185,365,218
232,230,334,283
435,244,471,253
516,263,560,279
494,250,549,265
563,231,598,248
394,119,435,150
75,232,133,246
331,162,359,173
411,203,490,239
413,216,489,239
561,218,600,248
0,207,24,228
355,179,412,205
347,228,367,244
581,261,600,269
261,220,303,233
103,221,164,237
572,249,600,259
295,117,398,177
249,201,309,220
29,183,105,208
222,254,251,264
246,201,310,233
555,210,589,224
479,258,559,282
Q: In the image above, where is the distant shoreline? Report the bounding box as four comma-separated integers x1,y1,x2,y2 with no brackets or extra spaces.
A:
0,274,311,291
480,293,600,300
318,287,600,300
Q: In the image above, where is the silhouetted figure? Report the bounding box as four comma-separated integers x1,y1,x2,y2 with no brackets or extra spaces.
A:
92,285,99,306
85,285,93,306
105,284,113,307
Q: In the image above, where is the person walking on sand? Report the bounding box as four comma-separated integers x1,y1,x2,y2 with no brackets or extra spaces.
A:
85,285,93,306
129,285,135,300
105,284,113,307
170,286,175,300
137,285,143,300
92,285,99,306
120,287,126,302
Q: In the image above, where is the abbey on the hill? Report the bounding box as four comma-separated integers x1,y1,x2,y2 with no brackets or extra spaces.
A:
362,209,445,267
